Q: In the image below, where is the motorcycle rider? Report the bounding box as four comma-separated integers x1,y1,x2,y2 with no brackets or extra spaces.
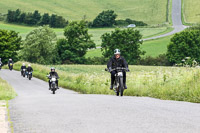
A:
107,49,129,90
21,63,26,76
26,64,33,78
8,58,13,69
48,67,59,90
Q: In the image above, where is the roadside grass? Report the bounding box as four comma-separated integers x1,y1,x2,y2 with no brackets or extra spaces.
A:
182,0,200,25
11,61,200,103
0,77,17,100
0,0,167,24
86,35,172,58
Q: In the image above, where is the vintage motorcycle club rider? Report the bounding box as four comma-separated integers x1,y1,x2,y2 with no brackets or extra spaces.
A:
26,64,33,78
8,58,13,69
107,49,129,90
48,67,59,89
21,63,26,75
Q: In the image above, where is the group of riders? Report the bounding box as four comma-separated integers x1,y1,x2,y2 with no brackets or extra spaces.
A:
0,49,129,90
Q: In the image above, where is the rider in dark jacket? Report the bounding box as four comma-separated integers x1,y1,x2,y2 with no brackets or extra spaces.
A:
107,49,129,90
48,67,59,89
21,63,26,75
26,64,33,78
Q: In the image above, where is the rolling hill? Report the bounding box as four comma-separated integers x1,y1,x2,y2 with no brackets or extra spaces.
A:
0,0,168,24
183,0,200,24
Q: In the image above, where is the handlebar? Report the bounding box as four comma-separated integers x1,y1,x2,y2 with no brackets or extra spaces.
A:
105,67,130,72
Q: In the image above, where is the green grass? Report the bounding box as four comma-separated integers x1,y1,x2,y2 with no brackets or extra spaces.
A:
0,22,173,46
12,62,200,103
86,35,172,58
182,0,200,24
0,0,168,24
0,77,17,100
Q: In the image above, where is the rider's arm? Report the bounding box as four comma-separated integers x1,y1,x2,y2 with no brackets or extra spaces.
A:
107,58,113,69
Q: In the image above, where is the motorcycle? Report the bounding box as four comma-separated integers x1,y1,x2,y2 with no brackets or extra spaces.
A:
105,67,129,96
47,75,58,94
22,69,26,77
0,63,2,70
9,63,13,71
27,71,32,80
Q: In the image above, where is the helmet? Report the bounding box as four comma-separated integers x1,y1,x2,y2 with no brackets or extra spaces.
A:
9,58,12,61
28,64,31,67
114,49,120,55
51,67,55,72
22,63,25,66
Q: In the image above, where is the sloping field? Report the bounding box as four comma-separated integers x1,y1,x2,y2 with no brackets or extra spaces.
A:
182,0,200,24
0,0,168,24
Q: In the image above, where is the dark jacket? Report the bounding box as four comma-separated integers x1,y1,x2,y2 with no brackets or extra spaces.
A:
21,66,26,70
107,56,128,69
49,72,59,79
26,67,33,72
8,61,13,65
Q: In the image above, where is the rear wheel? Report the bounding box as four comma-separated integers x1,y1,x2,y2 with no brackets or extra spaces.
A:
119,77,124,96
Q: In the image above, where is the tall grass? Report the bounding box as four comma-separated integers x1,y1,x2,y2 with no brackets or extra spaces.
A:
13,62,200,103
0,77,17,100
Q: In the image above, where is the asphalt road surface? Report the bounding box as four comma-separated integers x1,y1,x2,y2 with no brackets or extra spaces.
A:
143,0,187,41
1,69,200,133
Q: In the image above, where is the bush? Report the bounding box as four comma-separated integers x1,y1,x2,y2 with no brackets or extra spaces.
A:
167,30,200,65
139,54,170,66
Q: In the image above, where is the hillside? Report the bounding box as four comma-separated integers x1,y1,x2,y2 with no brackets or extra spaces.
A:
183,0,200,24
0,0,168,24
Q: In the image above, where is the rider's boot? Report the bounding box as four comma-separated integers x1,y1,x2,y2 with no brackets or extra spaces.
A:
124,84,127,89
110,85,113,90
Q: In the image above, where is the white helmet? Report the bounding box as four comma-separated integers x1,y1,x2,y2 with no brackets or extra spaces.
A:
28,64,31,67
9,58,12,61
22,63,25,66
114,49,121,55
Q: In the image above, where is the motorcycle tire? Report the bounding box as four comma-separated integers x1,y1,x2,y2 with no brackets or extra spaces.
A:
29,76,31,80
119,77,124,96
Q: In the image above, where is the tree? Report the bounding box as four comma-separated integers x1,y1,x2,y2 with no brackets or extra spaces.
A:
40,13,50,25
32,10,41,25
7,10,15,22
56,21,96,64
0,29,22,64
92,10,117,27
19,26,57,64
167,30,200,64
101,28,145,64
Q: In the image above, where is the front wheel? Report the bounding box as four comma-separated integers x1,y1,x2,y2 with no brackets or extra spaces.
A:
29,76,31,80
119,77,124,96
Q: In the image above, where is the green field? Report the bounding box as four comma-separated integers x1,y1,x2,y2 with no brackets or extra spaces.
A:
0,0,168,24
0,77,16,100
182,0,200,24
86,35,172,58
11,62,200,103
0,22,173,46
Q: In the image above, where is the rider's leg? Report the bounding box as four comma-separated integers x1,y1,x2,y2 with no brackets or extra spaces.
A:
21,70,23,75
110,71,116,89
123,71,127,89
56,80,59,89
49,80,51,90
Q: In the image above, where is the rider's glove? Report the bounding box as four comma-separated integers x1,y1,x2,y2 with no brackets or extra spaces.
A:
126,68,130,72
108,67,112,72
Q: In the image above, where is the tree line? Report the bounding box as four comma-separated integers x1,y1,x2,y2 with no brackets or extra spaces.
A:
7,9,68,28
6,9,147,28
1,20,199,66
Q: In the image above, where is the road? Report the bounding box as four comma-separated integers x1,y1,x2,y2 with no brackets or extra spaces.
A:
1,69,200,133
143,0,187,41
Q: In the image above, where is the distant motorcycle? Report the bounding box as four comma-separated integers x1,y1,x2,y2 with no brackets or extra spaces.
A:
105,67,129,96
22,69,26,77
0,63,2,70
27,72,32,80
9,63,13,71
47,75,58,94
